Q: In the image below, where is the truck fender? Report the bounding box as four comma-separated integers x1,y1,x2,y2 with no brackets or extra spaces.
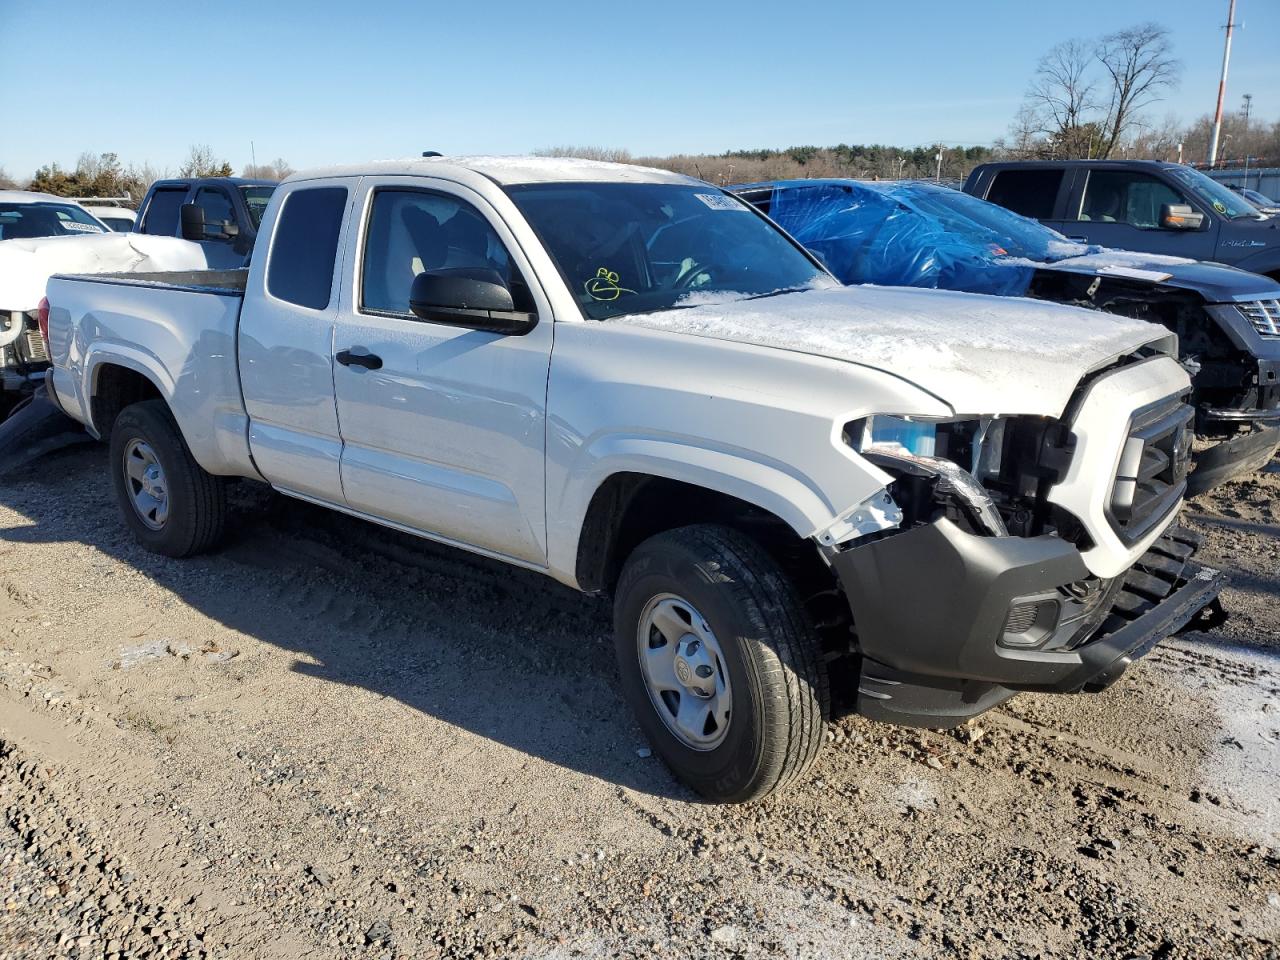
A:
82,345,175,437
549,433,893,584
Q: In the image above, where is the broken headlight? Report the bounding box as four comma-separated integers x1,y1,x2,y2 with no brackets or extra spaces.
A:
849,415,1009,537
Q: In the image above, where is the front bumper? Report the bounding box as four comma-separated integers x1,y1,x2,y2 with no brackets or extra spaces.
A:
1188,424,1280,495
831,520,1224,728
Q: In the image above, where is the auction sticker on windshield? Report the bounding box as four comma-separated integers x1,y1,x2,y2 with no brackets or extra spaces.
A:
694,193,747,211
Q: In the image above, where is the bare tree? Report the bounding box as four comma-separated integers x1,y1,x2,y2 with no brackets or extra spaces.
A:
0,166,18,190
1095,23,1179,159
242,157,294,180
1026,39,1098,158
179,144,233,178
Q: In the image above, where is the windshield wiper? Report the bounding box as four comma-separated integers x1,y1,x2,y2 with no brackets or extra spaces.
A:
743,285,811,302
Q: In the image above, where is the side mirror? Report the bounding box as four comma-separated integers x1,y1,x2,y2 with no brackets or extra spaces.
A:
409,270,536,335
1161,203,1205,230
179,203,205,241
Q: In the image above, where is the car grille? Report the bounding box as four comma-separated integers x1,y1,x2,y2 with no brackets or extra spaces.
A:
1109,395,1192,543
1237,299,1280,338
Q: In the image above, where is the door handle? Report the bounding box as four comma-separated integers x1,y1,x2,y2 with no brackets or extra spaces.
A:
1065,235,1089,242
335,348,383,370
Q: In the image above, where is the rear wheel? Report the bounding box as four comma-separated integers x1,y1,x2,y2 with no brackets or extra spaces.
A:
109,400,227,557
613,524,828,803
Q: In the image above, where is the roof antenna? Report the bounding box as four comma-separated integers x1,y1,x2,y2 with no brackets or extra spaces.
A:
421,151,443,158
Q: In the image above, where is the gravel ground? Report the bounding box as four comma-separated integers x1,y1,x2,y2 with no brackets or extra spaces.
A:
0,446,1276,959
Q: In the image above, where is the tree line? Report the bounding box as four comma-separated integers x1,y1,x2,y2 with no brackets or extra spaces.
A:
0,146,294,204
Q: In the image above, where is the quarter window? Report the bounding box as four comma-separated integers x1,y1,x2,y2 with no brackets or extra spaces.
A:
266,187,348,310
1075,171,1186,228
360,189,530,315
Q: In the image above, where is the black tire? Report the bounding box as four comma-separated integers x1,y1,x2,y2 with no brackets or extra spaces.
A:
613,524,829,803
109,400,227,558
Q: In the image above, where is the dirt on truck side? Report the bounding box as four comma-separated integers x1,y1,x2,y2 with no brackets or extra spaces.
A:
0,447,1276,960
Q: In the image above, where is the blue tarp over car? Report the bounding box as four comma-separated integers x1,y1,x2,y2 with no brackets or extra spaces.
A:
734,179,1102,296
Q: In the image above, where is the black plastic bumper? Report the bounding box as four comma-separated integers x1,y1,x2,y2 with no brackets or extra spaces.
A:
1188,424,1280,496
831,521,1225,728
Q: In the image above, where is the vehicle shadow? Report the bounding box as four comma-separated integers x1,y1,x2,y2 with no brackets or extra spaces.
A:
0,445,692,801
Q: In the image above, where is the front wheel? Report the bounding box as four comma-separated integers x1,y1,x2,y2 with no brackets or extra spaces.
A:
109,400,227,558
613,525,829,803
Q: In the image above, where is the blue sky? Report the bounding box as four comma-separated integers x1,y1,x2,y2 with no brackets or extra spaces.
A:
2,0,1277,179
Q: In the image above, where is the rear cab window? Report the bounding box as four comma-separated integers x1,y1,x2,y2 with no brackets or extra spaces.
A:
266,186,349,310
984,169,1064,220
140,188,187,236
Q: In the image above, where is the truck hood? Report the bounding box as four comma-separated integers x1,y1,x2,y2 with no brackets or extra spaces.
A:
1047,248,1280,303
0,233,208,312
617,285,1169,417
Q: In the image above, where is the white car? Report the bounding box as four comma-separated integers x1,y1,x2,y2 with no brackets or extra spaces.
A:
1,191,205,405
43,157,1221,802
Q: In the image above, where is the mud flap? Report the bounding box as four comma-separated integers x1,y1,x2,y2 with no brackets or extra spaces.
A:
0,387,92,477
1188,425,1280,496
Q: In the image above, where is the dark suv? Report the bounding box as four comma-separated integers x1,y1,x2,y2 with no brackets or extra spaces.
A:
964,160,1280,280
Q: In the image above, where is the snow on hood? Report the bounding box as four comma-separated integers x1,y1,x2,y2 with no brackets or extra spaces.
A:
0,233,208,311
616,285,1169,417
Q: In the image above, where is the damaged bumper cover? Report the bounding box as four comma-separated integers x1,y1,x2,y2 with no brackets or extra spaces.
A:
831,520,1224,728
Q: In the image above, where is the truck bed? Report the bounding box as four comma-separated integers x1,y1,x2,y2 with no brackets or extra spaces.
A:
45,268,255,479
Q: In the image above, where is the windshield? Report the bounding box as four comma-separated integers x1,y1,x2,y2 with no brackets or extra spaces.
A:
239,185,276,229
1166,166,1261,220
505,182,828,320
0,201,109,240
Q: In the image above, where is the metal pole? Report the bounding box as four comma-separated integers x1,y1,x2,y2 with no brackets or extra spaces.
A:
935,145,942,182
1207,0,1237,166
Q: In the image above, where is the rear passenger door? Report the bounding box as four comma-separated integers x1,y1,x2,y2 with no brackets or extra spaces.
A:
330,178,554,566
239,180,353,504
981,167,1070,231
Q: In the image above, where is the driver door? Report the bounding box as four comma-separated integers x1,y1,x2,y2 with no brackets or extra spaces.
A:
1064,169,1218,259
331,179,554,565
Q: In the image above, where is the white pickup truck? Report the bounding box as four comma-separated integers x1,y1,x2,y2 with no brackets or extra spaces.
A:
44,157,1222,802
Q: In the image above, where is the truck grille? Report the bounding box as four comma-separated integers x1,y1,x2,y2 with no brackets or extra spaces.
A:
23,328,48,364
1237,299,1280,338
1109,395,1192,543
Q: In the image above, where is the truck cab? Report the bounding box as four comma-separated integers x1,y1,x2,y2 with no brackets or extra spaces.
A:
134,177,277,268
965,160,1280,280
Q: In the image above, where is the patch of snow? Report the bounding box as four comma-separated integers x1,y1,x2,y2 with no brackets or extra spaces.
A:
0,233,208,311
1170,637,1280,848
616,284,1166,417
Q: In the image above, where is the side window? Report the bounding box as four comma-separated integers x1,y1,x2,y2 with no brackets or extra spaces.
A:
140,188,185,235
266,187,348,310
360,189,531,316
1076,171,1186,228
985,169,1064,220
193,188,235,238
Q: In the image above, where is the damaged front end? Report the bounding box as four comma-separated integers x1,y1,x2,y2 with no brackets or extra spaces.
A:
821,397,1225,728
